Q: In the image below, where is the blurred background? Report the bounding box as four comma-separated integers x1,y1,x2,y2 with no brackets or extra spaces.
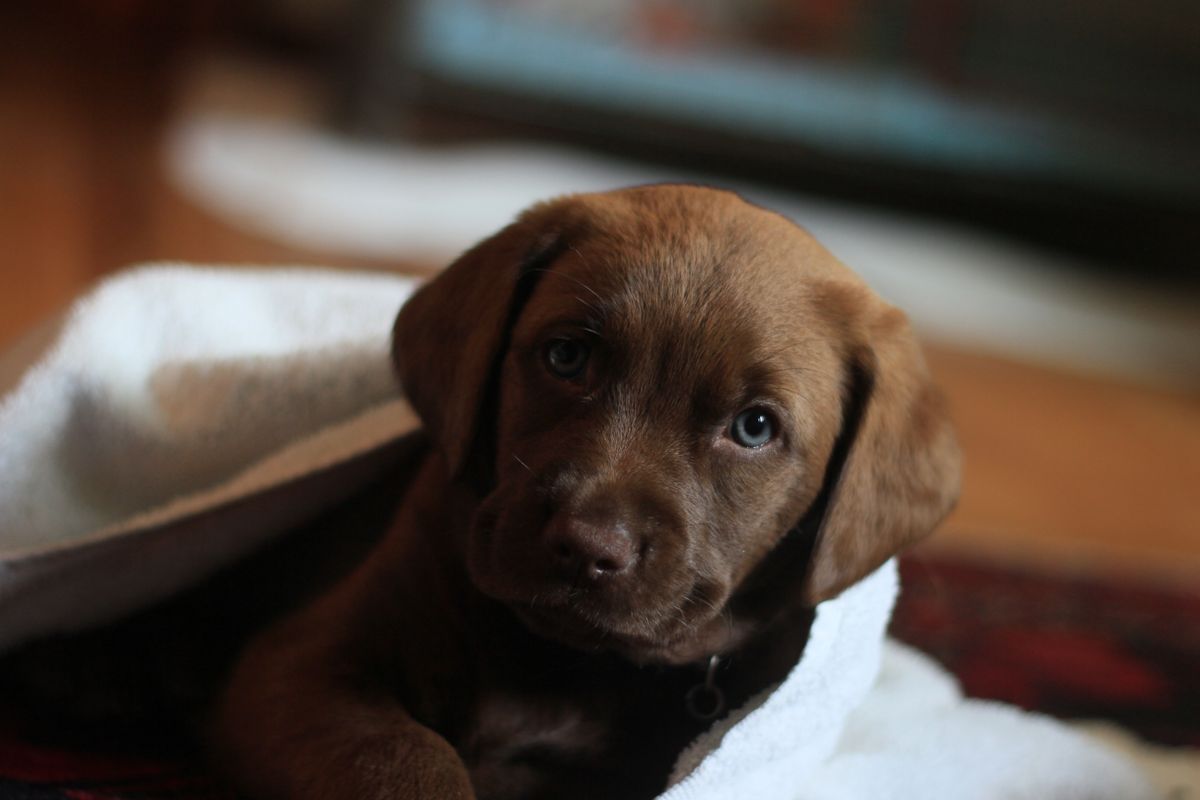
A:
0,0,1198,754
2,0,1195,577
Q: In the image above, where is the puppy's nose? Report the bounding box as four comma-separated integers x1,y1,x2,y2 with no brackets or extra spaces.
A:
545,515,638,582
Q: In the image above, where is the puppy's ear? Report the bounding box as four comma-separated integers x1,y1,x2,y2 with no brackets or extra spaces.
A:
392,203,574,477
802,296,961,604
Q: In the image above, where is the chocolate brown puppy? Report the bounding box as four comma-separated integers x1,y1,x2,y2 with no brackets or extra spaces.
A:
213,185,961,800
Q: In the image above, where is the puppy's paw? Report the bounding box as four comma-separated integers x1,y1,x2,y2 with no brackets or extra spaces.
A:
405,758,475,800
389,729,477,800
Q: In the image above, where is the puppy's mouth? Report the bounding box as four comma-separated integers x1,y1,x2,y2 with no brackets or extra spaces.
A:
468,488,736,662
505,581,734,665
512,603,625,653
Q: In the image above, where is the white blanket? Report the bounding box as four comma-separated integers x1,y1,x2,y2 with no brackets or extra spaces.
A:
665,565,1159,800
0,265,419,647
0,266,1174,798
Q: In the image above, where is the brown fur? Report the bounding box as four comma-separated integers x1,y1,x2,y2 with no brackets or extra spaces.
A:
212,186,961,799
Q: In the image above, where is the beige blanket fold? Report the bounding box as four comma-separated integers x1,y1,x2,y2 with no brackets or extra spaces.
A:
0,264,419,650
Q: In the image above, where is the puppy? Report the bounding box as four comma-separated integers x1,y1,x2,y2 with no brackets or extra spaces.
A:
213,185,960,800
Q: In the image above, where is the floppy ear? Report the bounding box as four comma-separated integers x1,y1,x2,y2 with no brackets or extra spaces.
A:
802,298,962,604
392,203,574,478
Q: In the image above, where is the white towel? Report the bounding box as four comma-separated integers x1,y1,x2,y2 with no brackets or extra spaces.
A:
0,265,1171,798
0,264,419,649
663,563,1158,800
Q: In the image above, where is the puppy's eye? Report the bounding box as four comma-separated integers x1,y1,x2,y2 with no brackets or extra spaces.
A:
544,337,590,380
729,408,775,448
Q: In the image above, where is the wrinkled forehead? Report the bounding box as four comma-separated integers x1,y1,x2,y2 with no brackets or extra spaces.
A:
515,196,846,403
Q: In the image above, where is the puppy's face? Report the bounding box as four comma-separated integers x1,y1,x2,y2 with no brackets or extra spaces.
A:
471,201,845,663
395,187,960,666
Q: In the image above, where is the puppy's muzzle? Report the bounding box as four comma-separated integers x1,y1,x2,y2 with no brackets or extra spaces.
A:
544,512,640,584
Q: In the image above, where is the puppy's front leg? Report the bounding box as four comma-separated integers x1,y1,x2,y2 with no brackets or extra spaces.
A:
213,592,475,800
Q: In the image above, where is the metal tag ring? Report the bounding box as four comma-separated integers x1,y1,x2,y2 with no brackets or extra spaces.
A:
685,683,727,721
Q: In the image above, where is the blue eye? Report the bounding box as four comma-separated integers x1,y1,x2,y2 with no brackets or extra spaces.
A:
544,338,590,379
730,408,775,448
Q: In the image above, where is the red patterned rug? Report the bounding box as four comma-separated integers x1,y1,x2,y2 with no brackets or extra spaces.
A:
2,554,1197,798
891,556,1200,749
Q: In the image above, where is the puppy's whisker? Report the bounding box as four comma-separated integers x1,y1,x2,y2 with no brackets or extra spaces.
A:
528,268,605,308
578,323,605,339
565,247,605,300
674,606,695,634
685,591,721,616
511,454,534,474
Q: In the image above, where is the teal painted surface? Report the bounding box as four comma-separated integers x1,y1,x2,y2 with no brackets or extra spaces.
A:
405,0,1197,194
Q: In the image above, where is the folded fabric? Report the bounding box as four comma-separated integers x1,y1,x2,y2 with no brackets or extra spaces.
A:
664,564,1158,800
0,265,1163,798
0,264,419,649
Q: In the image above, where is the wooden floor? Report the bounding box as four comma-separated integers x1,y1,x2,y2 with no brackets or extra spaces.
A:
2,6,1197,586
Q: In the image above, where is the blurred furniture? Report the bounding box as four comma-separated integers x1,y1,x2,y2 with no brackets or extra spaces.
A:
344,0,1200,282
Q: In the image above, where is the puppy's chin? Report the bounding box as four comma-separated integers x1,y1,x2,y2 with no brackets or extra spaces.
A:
467,548,732,665
511,602,746,667
466,493,739,665
470,572,706,663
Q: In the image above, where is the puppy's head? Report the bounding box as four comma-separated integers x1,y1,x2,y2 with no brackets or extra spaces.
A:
394,186,959,665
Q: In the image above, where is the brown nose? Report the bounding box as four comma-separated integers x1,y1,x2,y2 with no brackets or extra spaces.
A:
545,514,638,582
